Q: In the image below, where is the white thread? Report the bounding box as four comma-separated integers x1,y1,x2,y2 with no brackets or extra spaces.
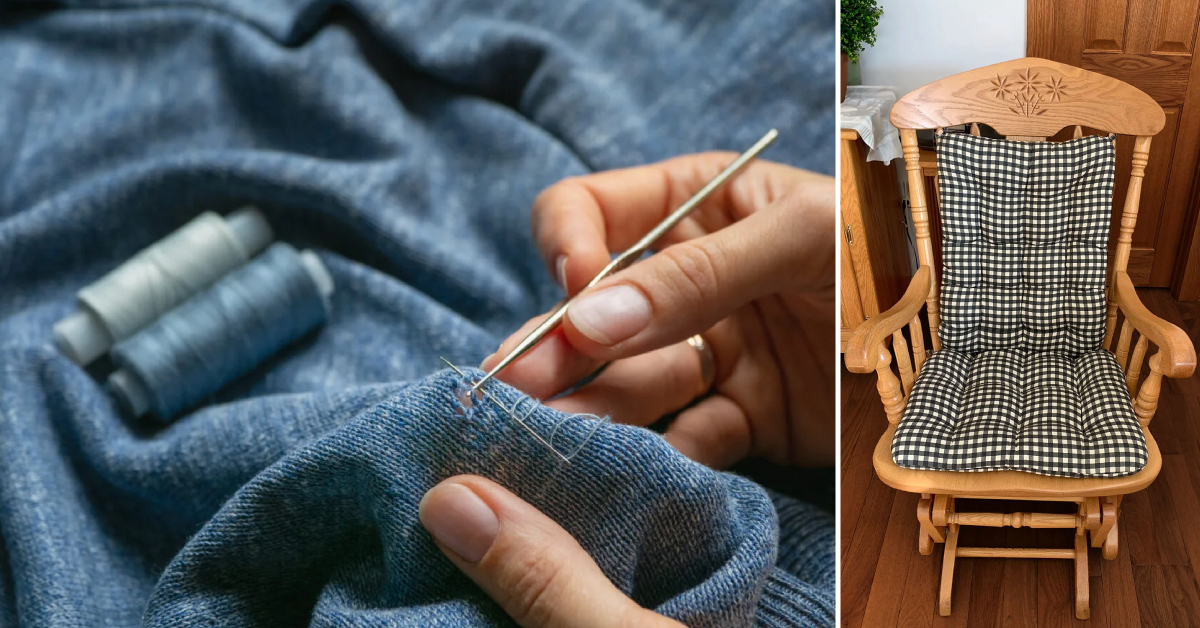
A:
439,358,609,463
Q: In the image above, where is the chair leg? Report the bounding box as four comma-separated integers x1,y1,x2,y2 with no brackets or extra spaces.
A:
1102,515,1120,560
1093,500,1117,548
919,523,933,555
1075,525,1090,620
917,494,945,555
939,523,959,616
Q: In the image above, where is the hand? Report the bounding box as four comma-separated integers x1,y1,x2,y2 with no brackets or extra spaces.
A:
419,475,686,628
483,153,835,468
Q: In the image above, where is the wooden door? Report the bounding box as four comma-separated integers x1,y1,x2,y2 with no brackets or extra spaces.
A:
1029,0,1200,288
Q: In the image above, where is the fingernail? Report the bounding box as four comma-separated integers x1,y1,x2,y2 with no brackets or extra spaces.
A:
419,483,499,563
555,255,569,291
567,284,651,346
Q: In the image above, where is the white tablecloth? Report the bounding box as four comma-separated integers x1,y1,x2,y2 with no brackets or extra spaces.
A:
841,86,902,164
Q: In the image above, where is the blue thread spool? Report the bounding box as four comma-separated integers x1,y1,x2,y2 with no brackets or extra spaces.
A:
108,243,334,421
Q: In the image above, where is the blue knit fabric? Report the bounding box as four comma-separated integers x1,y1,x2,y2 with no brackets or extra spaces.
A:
0,0,834,625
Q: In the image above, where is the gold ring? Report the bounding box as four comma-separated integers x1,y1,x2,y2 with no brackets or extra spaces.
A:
687,334,715,392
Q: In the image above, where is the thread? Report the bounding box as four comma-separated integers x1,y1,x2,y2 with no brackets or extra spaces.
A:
439,358,609,463
108,243,333,421
54,208,274,366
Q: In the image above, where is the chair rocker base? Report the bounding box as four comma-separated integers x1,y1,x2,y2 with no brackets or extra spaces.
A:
871,424,1155,621
917,493,1122,620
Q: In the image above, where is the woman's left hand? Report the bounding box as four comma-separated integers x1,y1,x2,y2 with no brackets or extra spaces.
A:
420,475,686,628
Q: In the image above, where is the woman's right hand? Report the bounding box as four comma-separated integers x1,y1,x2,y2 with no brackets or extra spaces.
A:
484,152,836,469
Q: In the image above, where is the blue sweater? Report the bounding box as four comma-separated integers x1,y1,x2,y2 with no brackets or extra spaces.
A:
0,0,835,625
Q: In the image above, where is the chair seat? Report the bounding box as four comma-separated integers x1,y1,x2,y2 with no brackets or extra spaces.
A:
892,348,1148,478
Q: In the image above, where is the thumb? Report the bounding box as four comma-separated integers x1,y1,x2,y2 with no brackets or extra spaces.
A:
419,475,684,628
562,189,829,361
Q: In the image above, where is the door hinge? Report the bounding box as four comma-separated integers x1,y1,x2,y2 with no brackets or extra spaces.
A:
845,224,854,245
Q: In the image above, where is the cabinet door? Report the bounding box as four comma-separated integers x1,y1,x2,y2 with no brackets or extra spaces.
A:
841,219,866,351
1030,0,1200,287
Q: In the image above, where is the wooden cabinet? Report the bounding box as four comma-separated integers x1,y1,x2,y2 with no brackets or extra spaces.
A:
840,129,913,350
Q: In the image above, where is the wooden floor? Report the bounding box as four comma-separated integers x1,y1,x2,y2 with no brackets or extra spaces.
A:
841,289,1200,628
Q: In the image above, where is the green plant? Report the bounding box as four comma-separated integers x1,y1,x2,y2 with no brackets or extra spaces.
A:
841,0,883,63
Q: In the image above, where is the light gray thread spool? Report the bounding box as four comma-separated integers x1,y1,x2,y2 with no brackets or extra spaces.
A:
53,208,273,365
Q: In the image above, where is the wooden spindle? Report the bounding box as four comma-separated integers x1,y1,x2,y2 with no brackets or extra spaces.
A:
900,129,942,351
970,123,981,136
910,316,926,375
1134,353,1163,426
1109,136,1152,351
1126,335,1148,395
1115,320,1133,371
876,342,906,424
1074,125,1084,139
1104,303,1118,351
893,331,914,395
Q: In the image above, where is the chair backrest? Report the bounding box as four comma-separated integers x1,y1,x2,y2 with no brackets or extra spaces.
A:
935,131,1115,355
889,57,1165,353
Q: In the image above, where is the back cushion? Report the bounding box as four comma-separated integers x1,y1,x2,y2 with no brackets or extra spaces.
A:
936,132,1115,355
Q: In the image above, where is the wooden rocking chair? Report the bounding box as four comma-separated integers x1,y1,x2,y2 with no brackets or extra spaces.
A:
845,58,1197,620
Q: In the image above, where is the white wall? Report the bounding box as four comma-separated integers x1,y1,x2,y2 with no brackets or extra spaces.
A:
857,0,1026,98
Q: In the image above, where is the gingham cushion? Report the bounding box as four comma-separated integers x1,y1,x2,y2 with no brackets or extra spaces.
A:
892,133,1146,478
937,133,1115,355
892,348,1146,477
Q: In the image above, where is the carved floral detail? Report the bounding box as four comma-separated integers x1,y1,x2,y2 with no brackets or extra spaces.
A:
1013,68,1040,97
989,75,1013,100
1043,76,1066,102
988,67,1067,117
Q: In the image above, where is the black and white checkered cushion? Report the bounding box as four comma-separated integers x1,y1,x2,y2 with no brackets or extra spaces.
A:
893,348,1146,477
892,133,1147,478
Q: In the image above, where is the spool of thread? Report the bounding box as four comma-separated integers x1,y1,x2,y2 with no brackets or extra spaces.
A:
54,208,274,366
108,243,334,421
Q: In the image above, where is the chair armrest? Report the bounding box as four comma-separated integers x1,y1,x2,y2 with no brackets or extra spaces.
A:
845,266,932,373
1113,271,1196,379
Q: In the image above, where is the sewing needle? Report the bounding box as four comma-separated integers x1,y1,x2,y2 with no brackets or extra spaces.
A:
470,128,779,393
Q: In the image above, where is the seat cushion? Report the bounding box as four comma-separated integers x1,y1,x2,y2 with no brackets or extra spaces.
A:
892,348,1147,478
936,133,1115,355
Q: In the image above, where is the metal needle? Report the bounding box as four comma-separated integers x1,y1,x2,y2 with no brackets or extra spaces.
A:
470,128,779,393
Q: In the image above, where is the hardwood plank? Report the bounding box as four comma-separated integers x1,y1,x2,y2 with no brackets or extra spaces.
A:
1147,387,1188,455
897,531,939,628
1123,487,1160,565
861,490,922,627
965,525,1005,628
842,473,899,628
840,367,875,475
841,368,895,562
1161,455,1200,586
841,371,888,566
1037,527,1077,628
1133,565,1175,626
999,524,1038,628
1099,519,1141,627
1146,468,1190,566
1160,564,1200,627
1133,564,1200,627
1087,574,1107,628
